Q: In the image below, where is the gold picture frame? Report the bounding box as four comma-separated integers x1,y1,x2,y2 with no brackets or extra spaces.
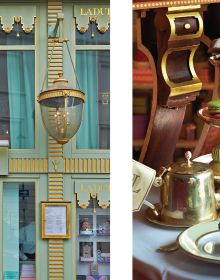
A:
41,201,71,239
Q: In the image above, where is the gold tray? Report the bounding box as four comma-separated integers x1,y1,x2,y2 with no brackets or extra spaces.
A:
177,220,220,263
146,204,220,228
198,107,220,127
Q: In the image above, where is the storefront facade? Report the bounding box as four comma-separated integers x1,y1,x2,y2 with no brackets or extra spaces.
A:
0,0,110,279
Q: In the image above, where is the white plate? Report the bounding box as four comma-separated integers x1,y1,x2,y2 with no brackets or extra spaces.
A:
177,220,220,263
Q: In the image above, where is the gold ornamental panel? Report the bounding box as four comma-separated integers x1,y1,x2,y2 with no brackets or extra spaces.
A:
161,44,202,97
166,10,203,41
9,158,110,174
38,89,85,103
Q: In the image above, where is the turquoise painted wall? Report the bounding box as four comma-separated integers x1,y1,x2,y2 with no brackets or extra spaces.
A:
0,1,110,280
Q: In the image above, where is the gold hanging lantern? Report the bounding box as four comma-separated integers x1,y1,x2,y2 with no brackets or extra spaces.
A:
38,36,85,145
38,73,85,144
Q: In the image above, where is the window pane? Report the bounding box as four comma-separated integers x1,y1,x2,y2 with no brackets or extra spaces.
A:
76,200,110,280
0,23,35,45
76,50,110,149
0,50,35,148
76,24,110,45
3,182,36,280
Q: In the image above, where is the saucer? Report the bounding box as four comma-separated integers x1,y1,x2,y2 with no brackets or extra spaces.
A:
177,220,220,263
145,204,189,228
146,204,220,228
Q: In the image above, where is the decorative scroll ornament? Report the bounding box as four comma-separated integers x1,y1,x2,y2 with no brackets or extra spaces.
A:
0,5,36,33
75,181,110,209
74,4,110,34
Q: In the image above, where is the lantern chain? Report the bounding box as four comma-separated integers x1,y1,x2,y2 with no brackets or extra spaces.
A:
40,39,81,92
41,41,57,92
64,39,81,91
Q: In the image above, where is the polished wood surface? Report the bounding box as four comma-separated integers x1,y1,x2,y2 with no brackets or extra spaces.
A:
141,105,186,170
135,15,158,164
137,6,202,168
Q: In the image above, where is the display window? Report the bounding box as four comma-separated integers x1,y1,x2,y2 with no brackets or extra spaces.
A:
76,200,110,280
3,182,36,280
76,50,110,150
74,13,110,150
0,22,35,149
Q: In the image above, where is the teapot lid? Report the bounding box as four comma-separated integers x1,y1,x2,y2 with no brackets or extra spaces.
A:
169,151,211,175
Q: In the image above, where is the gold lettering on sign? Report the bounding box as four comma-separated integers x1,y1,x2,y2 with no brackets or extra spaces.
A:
80,8,87,16
80,7,110,16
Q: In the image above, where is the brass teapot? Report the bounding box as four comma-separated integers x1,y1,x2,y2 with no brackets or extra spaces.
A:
153,151,220,227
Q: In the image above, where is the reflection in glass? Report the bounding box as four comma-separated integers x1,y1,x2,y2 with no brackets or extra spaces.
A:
0,50,35,148
76,51,110,149
76,199,110,279
3,182,35,279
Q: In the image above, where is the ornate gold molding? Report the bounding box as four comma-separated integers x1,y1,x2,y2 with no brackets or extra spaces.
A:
133,0,219,10
64,158,110,174
38,89,85,103
167,10,203,41
9,158,48,173
9,158,110,174
161,45,202,97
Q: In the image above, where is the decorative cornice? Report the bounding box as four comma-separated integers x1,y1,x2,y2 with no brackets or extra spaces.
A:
64,158,110,174
8,158,110,174
0,5,36,33
75,182,110,209
133,0,219,10
9,158,48,173
74,4,110,34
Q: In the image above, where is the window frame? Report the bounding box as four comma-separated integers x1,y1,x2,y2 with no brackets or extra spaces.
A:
0,4,48,157
0,178,40,280
67,4,110,156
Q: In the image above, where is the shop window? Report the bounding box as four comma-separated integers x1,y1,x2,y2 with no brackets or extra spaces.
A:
76,50,110,149
0,23,35,149
74,7,110,150
76,200,110,280
3,182,36,280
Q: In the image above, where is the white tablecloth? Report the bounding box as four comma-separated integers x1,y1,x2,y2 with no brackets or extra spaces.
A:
133,187,220,280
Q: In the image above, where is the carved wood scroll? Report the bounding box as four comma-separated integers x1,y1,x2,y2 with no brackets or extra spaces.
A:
139,5,204,169
155,6,203,107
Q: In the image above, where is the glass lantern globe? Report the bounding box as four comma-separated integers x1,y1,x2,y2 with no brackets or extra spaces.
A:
38,74,85,144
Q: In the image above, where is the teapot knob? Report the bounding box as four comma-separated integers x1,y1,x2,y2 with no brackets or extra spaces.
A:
185,151,192,167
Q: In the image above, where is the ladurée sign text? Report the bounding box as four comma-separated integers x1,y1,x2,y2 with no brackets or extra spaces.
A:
80,7,110,16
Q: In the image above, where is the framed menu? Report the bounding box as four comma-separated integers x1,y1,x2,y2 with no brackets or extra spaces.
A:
41,201,71,239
